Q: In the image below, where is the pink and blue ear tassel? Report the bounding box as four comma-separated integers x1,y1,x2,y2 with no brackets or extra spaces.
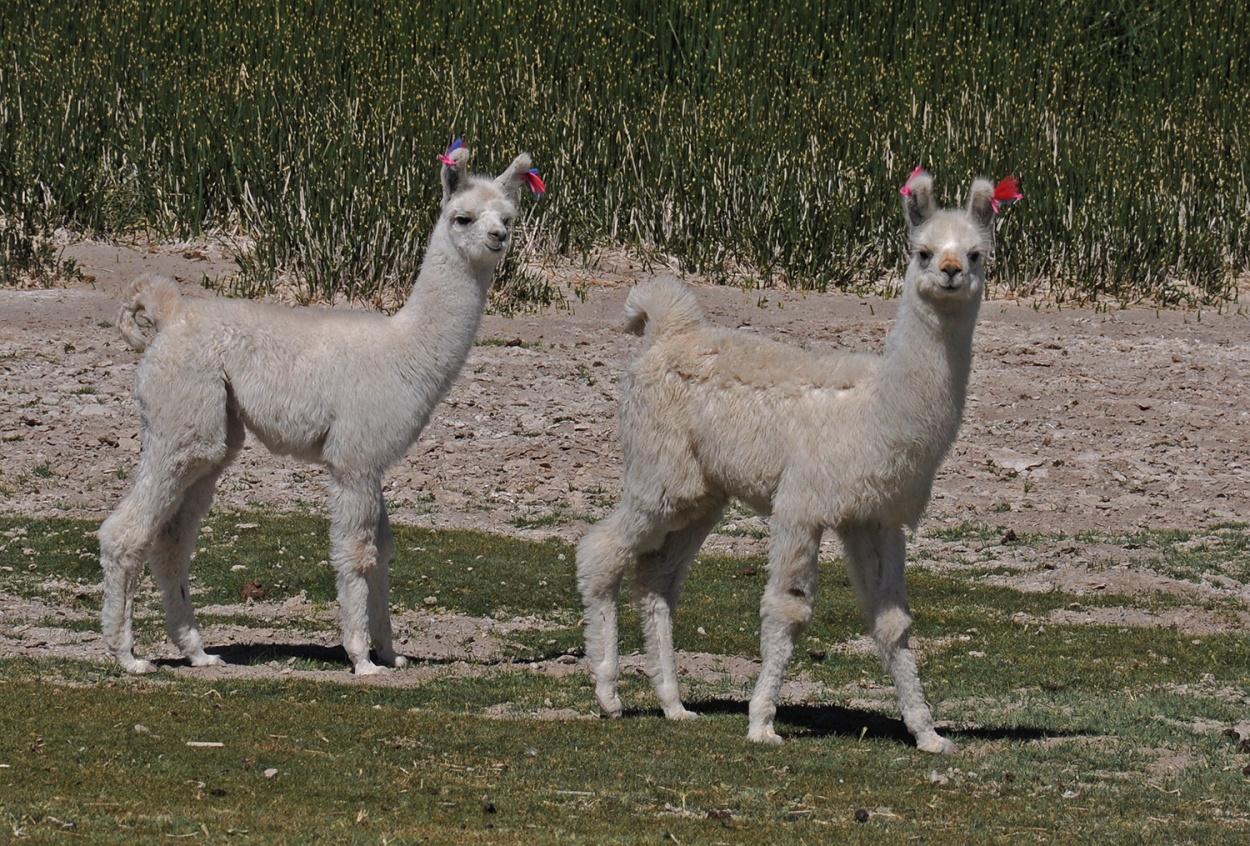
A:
437,137,465,166
522,168,545,198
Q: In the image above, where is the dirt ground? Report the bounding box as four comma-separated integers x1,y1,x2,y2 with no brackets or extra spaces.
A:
2,237,1248,685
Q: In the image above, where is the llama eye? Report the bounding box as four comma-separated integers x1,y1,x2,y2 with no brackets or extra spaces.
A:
453,215,473,226
502,217,514,228
917,250,933,264
968,251,981,263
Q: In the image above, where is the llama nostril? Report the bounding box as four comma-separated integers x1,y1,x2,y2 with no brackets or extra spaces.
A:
940,262,961,280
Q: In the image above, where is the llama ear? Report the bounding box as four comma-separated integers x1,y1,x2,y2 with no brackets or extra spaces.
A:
495,153,535,198
967,178,996,229
440,142,472,202
901,169,936,230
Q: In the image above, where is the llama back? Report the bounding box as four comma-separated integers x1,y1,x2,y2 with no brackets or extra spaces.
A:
118,274,184,351
623,277,704,339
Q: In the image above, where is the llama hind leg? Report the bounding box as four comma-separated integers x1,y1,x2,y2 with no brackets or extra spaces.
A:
633,505,725,720
145,413,242,668
100,448,201,673
840,523,955,755
328,474,388,675
148,472,227,668
748,520,822,744
100,489,164,674
577,505,669,717
364,489,406,669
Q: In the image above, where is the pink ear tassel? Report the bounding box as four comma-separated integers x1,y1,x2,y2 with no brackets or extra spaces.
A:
899,166,924,196
991,175,1022,213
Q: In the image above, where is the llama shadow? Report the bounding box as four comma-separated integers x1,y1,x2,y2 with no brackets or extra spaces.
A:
628,698,1081,748
152,643,455,671
149,642,349,670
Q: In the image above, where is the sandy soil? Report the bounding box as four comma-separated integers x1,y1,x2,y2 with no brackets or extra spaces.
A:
2,238,1248,691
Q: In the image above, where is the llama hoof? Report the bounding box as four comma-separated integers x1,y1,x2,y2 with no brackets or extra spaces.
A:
353,661,390,676
189,653,226,668
595,688,623,718
663,706,699,721
916,734,959,755
747,726,784,746
122,657,159,675
375,651,408,669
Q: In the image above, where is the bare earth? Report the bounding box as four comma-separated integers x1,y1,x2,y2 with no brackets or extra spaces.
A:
2,238,1248,696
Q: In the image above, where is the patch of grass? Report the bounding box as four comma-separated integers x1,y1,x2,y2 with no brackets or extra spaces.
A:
1,659,1248,844
3,514,1250,842
475,337,541,350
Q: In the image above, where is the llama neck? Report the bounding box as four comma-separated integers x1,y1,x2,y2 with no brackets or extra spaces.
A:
874,292,979,452
389,223,496,413
395,223,494,364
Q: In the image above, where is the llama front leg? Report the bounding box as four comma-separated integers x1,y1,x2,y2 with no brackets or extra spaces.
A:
747,520,822,745
634,507,724,720
365,492,407,669
841,523,956,754
148,473,226,668
329,476,388,675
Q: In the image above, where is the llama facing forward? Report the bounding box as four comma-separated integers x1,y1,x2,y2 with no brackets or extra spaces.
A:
100,143,539,675
577,170,1018,753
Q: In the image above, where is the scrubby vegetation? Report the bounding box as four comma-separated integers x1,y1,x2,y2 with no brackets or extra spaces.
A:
2,1,1247,304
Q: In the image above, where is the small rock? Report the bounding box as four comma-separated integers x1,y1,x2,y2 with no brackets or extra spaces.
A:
264,768,279,779
854,808,870,823
240,579,265,600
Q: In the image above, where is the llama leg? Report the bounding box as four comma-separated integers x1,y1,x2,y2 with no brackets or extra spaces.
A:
328,474,387,675
145,411,242,668
577,505,667,717
100,446,203,673
148,472,226,667
100,489,164,674
841,523,955,755
747,520,822,745
365,487,406,669
633,506,724,720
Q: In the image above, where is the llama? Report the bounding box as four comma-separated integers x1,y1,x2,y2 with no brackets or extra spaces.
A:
577,170,1018,753
100,143,539,675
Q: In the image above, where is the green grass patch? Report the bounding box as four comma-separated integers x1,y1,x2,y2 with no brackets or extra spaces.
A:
2,513,1249,842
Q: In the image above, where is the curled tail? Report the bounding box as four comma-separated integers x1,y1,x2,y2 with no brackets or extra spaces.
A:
117,273,184,351
623,276,704,339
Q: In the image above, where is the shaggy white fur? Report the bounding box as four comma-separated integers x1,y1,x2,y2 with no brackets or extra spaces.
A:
577,171,999,754
100,144,535,675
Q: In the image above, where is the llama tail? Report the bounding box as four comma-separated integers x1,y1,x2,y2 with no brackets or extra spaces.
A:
623,276,704,339
117,273,184,351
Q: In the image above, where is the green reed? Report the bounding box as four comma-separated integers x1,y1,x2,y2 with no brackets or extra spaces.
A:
1,0,1246,305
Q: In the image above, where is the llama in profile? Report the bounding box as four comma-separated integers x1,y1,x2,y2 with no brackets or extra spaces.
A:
577,169,1019,753
100,143,541,675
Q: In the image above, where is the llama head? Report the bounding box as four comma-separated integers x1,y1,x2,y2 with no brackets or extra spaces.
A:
439,145,535,269
901,171,994,311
